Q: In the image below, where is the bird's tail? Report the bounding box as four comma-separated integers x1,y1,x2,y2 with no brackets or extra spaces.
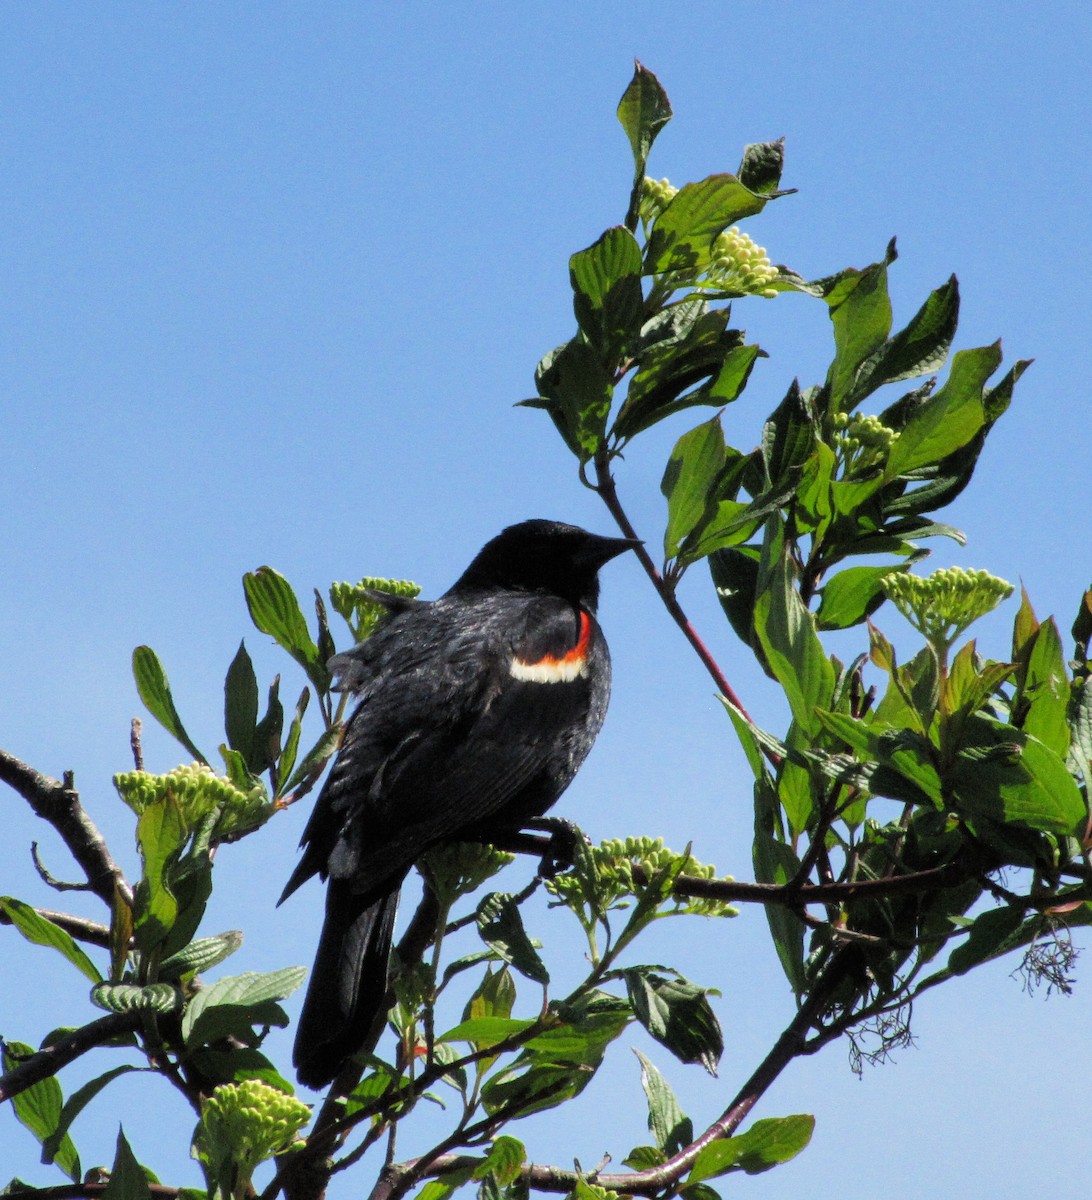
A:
293,876,403,1089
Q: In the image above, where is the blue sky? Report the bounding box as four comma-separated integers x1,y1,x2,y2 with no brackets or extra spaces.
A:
2,4,1091,1196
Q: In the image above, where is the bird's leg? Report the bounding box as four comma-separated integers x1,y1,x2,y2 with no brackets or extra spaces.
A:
522,816,587,878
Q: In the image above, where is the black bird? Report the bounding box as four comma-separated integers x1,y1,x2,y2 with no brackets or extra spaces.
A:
280,519,636,1088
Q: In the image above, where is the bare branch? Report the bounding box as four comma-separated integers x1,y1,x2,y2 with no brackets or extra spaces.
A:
0,904,112,947
0,749,133,908
0,1011,143,1102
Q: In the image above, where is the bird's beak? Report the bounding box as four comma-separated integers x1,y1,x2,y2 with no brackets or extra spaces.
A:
584,534,642,568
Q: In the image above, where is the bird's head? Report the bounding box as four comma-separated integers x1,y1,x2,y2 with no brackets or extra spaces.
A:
449,519,639,609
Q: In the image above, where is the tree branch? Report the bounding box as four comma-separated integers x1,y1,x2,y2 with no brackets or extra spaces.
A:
0,1011,143,1102
0,904,112,947
592,452,755,721
0,749,133,908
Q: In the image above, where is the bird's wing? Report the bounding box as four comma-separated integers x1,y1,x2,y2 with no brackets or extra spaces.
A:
282,593,605,899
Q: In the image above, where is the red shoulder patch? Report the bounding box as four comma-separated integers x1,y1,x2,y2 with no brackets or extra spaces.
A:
510,610,591,683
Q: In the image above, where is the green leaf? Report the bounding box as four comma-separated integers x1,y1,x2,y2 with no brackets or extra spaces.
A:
762,380,816,488
613,311,745,441
223,641,258,764
181,966,308,1047
946,904,1028,976
709,546,761,649
159,930,244,979
853,276,960,399
661,417,726,559
816,711,943,804
634,1049,693,1156
884,343,1002,477
250,675,284,777
752,522,834,738
570,226,644,359
816,564,904,631
463,964,517,1024
472,1135,526,1187
101,1129,152,1200
275,688,310,796
475,894,549,985
132,797,187,954
131,646,207,764
42,1067,142,1169
952,715,1086,835
90,983,180,1014
623,968,723,1074
737,139,786,196
2,1040,80,1181
752,778,806,994
0,898,103,984
647,175,767,276
1019,619,1070,757
440,1017,534,1047
823,242,895,409
533,338,614,462
616,60,672,174
243,568,326,690
686,1115,815,1181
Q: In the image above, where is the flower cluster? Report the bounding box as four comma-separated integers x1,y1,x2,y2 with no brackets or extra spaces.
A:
113,763,271,838
883,566,1014,649
832,411,898,473
639,175,678,223
329,576,421,642
418,840,515,904
546,835,736,919
198,1079,310,1182
706,226,778,297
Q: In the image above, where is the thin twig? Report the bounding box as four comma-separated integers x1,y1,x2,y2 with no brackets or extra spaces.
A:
592,451,755,720
0,749,133,908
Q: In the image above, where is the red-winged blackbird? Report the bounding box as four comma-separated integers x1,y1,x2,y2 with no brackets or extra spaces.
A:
281,519,636,1088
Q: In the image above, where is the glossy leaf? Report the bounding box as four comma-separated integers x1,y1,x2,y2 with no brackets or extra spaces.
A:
614,310,743,441
616,60,672,174
816,564,904,631
533,338,613,462
181,966,307,1047
635,1049,693,1155
752,524,834,738
570,226,644,358
223,641,258,763
823,242,895,409
2,1040,80,1181
243,567,325,689
159,929,244,979
132,798,187,953
853,276,959,399
623,967,723,1074
952,715,1086,835
883,343,1001,478
101,1129,151,1200
440,1017,534,1047
41,1067,142,1169
1019,619,1070,757
476,894,549,985
686,1114,815,1181
250,675,284,777
131,646,206,764
661,417,725,558
946,904,1028,976
473,1135,526,1187
0,898,103,984
738,139,786,195
647,175,766,276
